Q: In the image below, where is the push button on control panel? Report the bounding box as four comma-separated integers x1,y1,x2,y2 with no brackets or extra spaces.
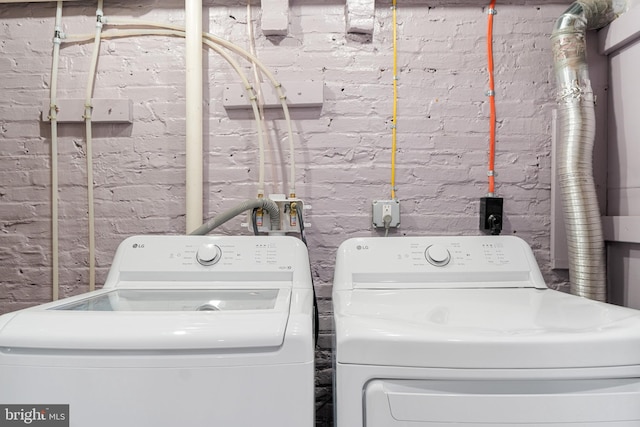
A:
196,243,222,266
425,244,451,267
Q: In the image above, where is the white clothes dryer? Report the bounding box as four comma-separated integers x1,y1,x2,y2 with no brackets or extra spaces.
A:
0,235,314,427
333,235,640,427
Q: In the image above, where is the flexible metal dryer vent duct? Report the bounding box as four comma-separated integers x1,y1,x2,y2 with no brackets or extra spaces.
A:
551,0,623,302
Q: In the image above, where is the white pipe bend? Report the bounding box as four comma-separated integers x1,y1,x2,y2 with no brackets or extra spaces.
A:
190,198,280,235
103,17,297,196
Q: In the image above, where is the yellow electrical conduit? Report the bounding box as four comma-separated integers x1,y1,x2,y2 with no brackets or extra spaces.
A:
391,0,398,200
68,18,298,198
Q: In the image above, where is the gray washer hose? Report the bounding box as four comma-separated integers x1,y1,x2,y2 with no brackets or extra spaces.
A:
190,198,280,235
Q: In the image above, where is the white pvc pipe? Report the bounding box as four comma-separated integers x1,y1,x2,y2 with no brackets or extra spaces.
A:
247,1,270,196
185,0,203,233
68,17,298,211
205,29,297,196
83,0,103,292
203,26,296,196
49,1,63,301
65,27,266,207
103,17,297,197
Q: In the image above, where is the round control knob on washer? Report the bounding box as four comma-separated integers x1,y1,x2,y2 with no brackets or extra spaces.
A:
196,244,222,266
425,244,451,266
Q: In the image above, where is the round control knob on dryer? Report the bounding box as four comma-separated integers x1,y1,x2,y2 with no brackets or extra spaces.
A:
425,244,451,267
196,244,222,266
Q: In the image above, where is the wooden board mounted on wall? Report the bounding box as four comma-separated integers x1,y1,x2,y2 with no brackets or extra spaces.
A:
42,99,133,123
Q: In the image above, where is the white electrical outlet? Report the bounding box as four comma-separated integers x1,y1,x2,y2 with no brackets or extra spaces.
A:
372,199,400,228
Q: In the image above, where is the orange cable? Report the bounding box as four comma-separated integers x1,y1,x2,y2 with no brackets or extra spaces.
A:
487,0,497,196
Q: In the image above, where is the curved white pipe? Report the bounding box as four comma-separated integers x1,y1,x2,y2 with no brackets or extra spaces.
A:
247,1,273,196
190,198,280,235
185,0,203,234
103,17,297,196
199,39,266,193
83,0,104,292
65,27,266,210
204,27,296,196
65,28,180,42
49,1,63,301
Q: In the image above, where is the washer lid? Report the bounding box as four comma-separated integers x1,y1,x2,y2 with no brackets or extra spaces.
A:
0,288,291,351
334,288,640,369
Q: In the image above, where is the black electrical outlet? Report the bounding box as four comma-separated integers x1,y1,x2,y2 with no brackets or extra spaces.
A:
480,197,503,235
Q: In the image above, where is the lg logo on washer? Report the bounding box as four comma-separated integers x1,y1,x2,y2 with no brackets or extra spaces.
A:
0,405,68,426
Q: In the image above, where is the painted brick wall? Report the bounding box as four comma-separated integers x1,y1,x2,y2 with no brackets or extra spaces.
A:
1,0,573,424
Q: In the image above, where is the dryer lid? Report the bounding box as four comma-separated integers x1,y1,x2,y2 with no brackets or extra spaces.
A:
334,288,640,369
0,288,291,351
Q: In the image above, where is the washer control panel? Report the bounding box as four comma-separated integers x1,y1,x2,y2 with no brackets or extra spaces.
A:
111,235,305,274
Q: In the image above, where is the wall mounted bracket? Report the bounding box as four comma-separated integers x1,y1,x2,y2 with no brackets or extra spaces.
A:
41,99,133,123
223,81,323,120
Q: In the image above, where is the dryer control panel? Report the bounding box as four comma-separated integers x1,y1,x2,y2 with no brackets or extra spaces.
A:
334,236,547,290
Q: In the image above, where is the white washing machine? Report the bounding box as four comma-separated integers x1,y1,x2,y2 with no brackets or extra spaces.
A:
333,235,640,427
0,235,314,427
